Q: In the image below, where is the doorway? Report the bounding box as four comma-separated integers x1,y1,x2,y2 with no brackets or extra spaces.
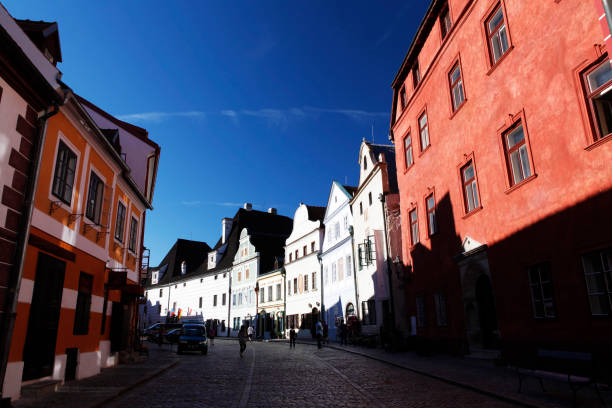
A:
22,253,66,381
475,275,499,349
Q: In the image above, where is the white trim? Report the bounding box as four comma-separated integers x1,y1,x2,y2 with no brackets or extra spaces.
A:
91,294,104,314
2,361,24,399
17,278,34,304
605,34,612,42
76,350,100,380
600,13,607,20
61,287,78,310
47,130,82,213
52,354,67,381
73,144,91,234
31,208,108,261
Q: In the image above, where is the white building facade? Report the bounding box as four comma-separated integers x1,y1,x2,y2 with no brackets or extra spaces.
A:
256,268,285,339
228,228,258,335
351,141,397,336
284,204,325,338
321,182,358,342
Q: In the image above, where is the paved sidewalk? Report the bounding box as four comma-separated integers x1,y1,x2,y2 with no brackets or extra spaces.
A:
12,346,179,408
270,338,610,408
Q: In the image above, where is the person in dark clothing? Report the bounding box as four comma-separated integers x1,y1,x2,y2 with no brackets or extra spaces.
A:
238,324,248,357
339,319,348,345
289,326,297,348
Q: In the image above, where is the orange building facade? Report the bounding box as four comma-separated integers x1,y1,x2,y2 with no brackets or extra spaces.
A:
390,0,612,356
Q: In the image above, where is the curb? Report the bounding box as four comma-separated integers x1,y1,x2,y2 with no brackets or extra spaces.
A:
286,339,543,408
91,359,180,408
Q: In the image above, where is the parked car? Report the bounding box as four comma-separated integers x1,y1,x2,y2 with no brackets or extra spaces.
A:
164,328,182,344
177,324,208,355
144,323,183,343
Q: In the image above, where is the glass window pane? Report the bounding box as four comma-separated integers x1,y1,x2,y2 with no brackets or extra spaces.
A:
410,211,417,223
589,294,610,315
471,182,479,208
427,196,434,210
491,35,502,62
488,8,504,33
419,113,427,128
588,61,612,93
499,26,509,54
451,66,461,83
506,125,525,148
586,273,606,294
463,164,474,181
519,145,531,178
509,151,523,184
534,301,544,317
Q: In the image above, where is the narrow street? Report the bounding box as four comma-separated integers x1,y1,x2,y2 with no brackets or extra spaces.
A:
105,341,514,408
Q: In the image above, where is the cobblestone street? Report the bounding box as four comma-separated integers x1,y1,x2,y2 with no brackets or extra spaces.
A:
105,340,515,408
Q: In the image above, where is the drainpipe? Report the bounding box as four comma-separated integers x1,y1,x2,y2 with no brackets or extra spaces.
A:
0,98,62,403
227,269,232,337
379,193,396,331
349,225,360,320
281,267,286,338
603,0,612,40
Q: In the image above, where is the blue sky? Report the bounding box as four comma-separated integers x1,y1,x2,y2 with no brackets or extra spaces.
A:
5,1,429,265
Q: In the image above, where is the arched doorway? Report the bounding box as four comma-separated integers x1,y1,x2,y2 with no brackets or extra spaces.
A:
475,275,498,349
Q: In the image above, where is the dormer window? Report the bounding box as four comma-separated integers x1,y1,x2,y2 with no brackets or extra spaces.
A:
363,156,368,170
180,261,187,275
400,86,408,110
412,61,421,88
440,5,452,40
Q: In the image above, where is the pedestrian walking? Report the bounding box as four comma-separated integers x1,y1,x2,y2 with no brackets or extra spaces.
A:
247,325,254,342
208,326,215,347
316,320,323,349
238,324,248,357
339,319,348,346
322,320,329,345
289,326,296,348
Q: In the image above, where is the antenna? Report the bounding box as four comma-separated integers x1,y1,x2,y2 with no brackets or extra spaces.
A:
371,124,374,143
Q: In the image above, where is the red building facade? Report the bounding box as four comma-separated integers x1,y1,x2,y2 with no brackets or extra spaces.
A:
390,0,612,355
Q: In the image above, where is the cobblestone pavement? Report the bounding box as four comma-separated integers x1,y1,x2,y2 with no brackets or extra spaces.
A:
105,340,516,408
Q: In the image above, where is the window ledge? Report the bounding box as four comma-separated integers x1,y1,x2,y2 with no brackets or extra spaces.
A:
461,205,483,220
585,134,612,151
504,173,537,194
403,163,415,175
449,99,468,120
418,145,431,157
485,45,515,76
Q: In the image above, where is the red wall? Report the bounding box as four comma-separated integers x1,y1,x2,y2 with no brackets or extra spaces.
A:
392,0,612,351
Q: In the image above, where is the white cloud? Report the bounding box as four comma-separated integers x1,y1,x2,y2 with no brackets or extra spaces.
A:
116,111,205,123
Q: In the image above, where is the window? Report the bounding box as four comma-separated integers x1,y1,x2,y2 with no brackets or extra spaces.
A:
400,86,408,110
409,208,419,245
362,299,376,325
238,293,243,305
418,111,430,150
363,156,367,170
581,247,612,315
128,217,138,252
260,287,265,303
233,294,236,306
311,272,316,290
462,161,480,213
52,141,77,205
304,275,309,292
276,283,281,300
85,171,104,224
295,249,298,259
358,236,375,268
324,266,329,284
288,280,292,296
359,202,363,215
245,269,250,280
368,192,372,206
412,61,421,88
335,222,340,238
233,317,240,330
293,278,297,294
289,253,293,262
416,296,426,328
343,216,348,231
528,263,556,318
114,203,126,242
303,245,307,256
213,295,217,307
74,272,93,335
332,262,337,282
440,5,452,40
222,293,226,305
266,285,271,301
486,4,510,65
583,59,612,141
311,241,315,252
434,293,448,326
238,271,241,282
346,255,352,277
503,122,532,186
449,62,465,111
159,288,163,297
404,134,414,169
199,297,203,308
426,194,437,236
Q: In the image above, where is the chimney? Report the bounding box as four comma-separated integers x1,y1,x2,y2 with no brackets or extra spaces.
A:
378,153,386,163
243,202,252,211
268,208,277,214
222,217,233,244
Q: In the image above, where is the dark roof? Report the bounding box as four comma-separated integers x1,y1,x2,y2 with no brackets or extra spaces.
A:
15,19,62,63
305,205,326,222
75,94,160,151
208,208,293,274
368,143,398,194
342,185,357,197
151,239,211,286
